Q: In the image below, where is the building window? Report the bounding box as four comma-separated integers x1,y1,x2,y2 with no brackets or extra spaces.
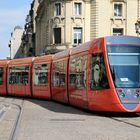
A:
74,28,82,44
54,28,61,44
55,3,61,16
75,3,82,16
114,3,123,17
113,28,123,36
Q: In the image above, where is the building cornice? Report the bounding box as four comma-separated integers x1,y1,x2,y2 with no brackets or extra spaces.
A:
110,0,127,3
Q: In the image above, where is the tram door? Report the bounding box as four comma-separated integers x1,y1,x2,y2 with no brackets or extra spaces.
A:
0,67,6,95
69,55,88,109
8,67,15,95
21,66,30,96
33,63,51,99
88,53,110,110
8,66,31,96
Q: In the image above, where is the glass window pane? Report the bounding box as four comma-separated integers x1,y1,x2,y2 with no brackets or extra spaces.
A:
52,61,66,87
55,3,61,16
9,68,15,84
13,66,29,85
54,28,61,44
75,3,81,15
113,28,123,36
34,64,48,85
108,49,140,88
73,28,82,44
0,67,4,85
114,3,122,17
109,54,139,65
70,56,87,89
90,54,109,90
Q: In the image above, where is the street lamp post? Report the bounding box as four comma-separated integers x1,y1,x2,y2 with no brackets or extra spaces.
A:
135,20,140,36
8,41,11,60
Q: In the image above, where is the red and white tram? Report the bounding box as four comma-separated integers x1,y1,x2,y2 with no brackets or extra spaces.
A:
0,36,140,112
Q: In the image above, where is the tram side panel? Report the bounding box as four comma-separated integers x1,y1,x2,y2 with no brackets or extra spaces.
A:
68,52,89,109
0,60,9,96
87,38,124,112
32,55,52,99
51,49,70,104
51,58,69,103
7,58,33,97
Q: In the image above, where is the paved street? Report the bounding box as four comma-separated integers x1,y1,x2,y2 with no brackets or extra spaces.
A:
0,96,140,140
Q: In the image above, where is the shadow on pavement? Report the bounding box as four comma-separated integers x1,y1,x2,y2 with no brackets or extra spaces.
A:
27,98,94,116
27,98,140,118
1,96,140,118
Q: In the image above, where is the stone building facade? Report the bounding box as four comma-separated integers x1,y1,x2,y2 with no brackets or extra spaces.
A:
21,0,39,57
36,0,91,55
35,0,140,56
8,0,140,58
8,26,24,59
90,0,140,38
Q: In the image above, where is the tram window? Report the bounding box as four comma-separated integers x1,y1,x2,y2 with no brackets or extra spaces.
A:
70,55,87,89
9,67,29,85
34,64,48,85
90,54,109,90
9,68,15,84
15,71,21,84
22,72,28,84
15,66,29,85
60,73,65,86
52,61,66,87
22,67,29,84
0,67,4,85
53,72,60,86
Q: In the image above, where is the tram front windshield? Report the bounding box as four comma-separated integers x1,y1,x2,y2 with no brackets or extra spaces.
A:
107,45,140,88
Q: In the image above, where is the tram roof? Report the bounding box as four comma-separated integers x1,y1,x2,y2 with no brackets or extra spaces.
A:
9,57,34,66
106,36,140,46
0,60,9,66
34,55,53,63
70,41,91,55
53,48,71,60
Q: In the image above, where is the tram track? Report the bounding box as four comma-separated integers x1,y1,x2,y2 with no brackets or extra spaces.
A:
0,98,14,122
108,113,140,129
9,99,24,140
0,97,24,140
110,117,140,129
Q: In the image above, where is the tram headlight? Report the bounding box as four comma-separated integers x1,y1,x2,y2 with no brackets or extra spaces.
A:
117,89,125,98
135,89,140,98
134,93,139,98
135,89,140,93
120,92,125,98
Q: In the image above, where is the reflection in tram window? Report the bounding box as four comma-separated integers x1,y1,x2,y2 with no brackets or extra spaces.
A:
53,72,59,86
34,64,48,85
0,67,4,85
15,71,21,84
9,67,29,85
9,68,15,84
52,61,66,87
60,73,65,86
90,54,109,90
22,72,29,84
70,55,87,89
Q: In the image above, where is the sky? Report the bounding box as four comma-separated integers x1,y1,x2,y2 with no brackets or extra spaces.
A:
0,0,33,59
